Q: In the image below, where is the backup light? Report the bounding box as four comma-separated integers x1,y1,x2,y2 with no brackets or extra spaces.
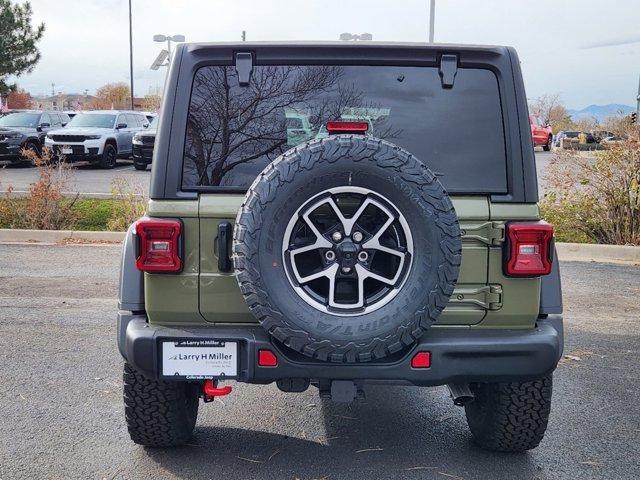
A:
135,219,183,273
505,221,554,277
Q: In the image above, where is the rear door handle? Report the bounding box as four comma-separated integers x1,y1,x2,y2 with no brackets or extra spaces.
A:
217,221,233,272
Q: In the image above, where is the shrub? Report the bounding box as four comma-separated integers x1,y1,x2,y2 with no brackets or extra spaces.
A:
540,125,640,245
107,177,146,231
1,147,79,230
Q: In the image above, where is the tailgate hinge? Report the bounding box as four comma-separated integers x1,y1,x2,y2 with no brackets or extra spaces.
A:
451,285,503,311
461,221,505,245
439,54,458,89
235,52,253,86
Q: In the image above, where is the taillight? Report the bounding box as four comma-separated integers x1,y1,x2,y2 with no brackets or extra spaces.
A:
505,221,554,277
326,121,369,134
135,218,183,273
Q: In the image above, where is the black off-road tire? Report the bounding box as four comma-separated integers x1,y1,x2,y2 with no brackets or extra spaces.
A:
100,143,118,169
543,135,552,151
123,363,199,447
233,135,461,363
465,375,553,452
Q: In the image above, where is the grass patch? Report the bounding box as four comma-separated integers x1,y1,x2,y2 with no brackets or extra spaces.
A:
0,197,127,231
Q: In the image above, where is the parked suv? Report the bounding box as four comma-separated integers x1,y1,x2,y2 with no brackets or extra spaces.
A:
132,116,157,170
118,43,563,452
0,110,69,165
44,110,149,168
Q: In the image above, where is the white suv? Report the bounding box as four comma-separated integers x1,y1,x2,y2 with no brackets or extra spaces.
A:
44,110,149,169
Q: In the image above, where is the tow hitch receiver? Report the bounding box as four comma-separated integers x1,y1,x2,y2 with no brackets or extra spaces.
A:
203,379,232,402
319,380,365,403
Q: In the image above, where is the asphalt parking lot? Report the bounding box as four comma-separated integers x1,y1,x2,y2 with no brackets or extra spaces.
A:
0,244,638,480
0,150,554,198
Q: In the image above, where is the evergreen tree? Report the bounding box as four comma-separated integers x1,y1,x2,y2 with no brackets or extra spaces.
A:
0,0,45,96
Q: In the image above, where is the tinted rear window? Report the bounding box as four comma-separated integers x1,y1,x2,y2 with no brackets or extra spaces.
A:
182,65,506,192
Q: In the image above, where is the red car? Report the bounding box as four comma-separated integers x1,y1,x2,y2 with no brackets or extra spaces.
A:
530,115,553,151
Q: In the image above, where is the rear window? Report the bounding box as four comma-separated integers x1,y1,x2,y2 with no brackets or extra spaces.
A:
182,65,507,192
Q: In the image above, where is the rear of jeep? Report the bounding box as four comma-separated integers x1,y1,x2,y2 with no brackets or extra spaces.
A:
118,42,563,452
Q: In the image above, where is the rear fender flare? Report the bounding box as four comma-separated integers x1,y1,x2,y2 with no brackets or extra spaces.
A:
119,223,144,312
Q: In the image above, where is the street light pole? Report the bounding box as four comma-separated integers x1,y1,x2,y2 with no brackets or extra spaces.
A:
153,34,185,62
128,0,134,110
429,0,436,43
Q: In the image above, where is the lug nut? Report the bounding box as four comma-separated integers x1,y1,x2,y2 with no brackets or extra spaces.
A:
352,231,363,242
342,266,352,274
332,231,342,242
358,251,369,262
325,250,335,261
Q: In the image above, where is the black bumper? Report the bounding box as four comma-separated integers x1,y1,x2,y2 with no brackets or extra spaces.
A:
132,144,153,164
50,145,101,163
0,142,22,161
118,314,563,386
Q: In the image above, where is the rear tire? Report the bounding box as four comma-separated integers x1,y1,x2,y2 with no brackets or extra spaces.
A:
99,143,117,169
464,375,552,452
543,136,552,151
133,161,147,171
123,363,200,447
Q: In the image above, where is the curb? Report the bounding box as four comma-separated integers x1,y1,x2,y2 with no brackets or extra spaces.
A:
0,229,639,265
0,229,125,244
555,242,640,265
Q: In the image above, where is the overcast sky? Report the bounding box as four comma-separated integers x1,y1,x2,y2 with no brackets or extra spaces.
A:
14,0,640,109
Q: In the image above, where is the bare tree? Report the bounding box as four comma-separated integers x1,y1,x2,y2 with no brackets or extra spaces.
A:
183,66,401,186
529,94,574,133
185,66,346,186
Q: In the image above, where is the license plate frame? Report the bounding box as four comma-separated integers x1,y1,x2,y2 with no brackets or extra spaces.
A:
61,147,73,155
160,339,239,380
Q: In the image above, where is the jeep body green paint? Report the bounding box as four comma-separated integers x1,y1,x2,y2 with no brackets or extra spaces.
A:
144,196,540,328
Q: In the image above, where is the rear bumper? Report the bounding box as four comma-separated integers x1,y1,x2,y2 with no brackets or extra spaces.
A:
118,314,563,386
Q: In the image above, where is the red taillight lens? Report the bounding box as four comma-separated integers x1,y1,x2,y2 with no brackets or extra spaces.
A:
257,349,278,367
326,121,369,134
505,221,554,277
411,351,431,369
135,219,183,273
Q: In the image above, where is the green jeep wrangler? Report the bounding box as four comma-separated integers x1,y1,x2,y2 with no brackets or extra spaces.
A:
118,42,563,452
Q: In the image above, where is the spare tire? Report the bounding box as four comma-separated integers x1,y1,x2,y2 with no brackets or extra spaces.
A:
233,135,461,363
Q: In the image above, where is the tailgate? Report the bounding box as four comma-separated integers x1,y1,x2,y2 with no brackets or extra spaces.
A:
197,195,497,326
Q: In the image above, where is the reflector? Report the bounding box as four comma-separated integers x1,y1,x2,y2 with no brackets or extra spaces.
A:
258,349,278,367
411,351,431,369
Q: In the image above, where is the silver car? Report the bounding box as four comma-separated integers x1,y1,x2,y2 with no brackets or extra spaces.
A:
44,110,149,169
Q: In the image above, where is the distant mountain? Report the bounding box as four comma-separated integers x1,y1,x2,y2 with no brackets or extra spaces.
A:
567,104,634,122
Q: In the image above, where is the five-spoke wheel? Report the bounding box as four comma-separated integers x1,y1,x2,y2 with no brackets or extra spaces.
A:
282,186,413,316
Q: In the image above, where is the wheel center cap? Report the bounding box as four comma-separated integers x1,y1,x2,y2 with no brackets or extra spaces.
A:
336,240,358,269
